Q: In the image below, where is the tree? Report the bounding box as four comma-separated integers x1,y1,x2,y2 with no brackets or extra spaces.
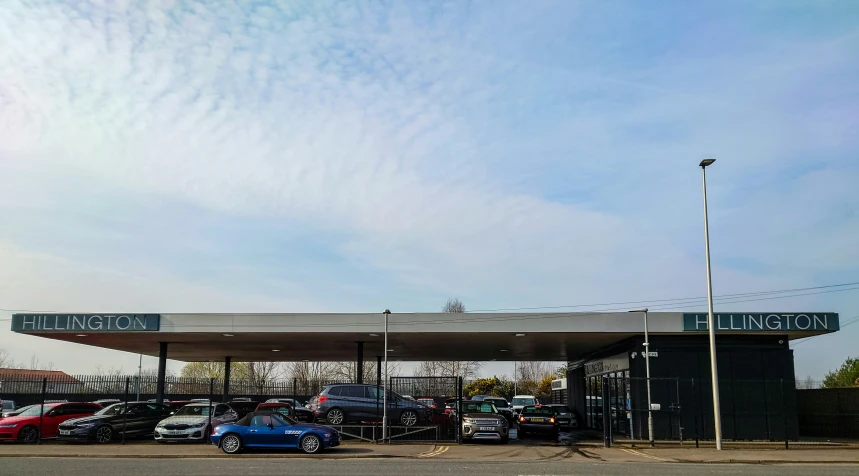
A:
464,376,515,399
443,298,466,313
235,362,282,390
180,361,232,379
535,375,554,400
822,357,859,388
795,376,817,390
0,349,13,368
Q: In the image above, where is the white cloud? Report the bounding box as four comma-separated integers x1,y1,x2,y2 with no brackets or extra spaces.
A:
0,1,856,378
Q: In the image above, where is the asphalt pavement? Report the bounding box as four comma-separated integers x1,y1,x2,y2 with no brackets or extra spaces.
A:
2,458,859,476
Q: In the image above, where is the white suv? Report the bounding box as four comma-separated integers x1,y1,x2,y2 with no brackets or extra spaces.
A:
510,395,538,417
155,402,237,442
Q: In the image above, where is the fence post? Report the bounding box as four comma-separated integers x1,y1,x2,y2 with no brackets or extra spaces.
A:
691,378,699,448
292,377,297,403
602,376,611,448
38,377,47,445
208,378,214,444
122,377,130,445
457,376,463,444
781,379,789,450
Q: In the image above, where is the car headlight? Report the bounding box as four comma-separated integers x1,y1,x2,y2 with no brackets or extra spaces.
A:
463,418,474,424
0,424,19,428
190,423,206,428
77,423,97,428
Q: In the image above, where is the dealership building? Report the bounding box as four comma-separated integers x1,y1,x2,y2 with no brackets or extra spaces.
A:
11,310,840,441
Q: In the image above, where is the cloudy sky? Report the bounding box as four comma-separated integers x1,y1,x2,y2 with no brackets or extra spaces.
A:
0,1,857,379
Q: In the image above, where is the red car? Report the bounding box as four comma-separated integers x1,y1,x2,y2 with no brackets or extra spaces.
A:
0,402,101,443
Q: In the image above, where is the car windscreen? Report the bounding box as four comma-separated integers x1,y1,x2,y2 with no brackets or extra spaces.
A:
512,398,536,406
173,405,211,417
17,405,54,417
96,403,129,416
485,399,508,408
463,402,497,413
522,406,554,415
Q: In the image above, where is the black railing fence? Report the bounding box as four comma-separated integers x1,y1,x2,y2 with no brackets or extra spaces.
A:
0,374,353,406
594,376,859,445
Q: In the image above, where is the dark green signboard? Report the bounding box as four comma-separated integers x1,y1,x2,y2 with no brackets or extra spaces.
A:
12,314,160,332
682,313,839,332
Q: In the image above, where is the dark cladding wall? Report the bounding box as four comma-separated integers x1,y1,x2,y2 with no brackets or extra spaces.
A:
569,335,799,441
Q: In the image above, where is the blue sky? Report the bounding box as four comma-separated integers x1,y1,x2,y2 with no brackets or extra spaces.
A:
0,0,857,378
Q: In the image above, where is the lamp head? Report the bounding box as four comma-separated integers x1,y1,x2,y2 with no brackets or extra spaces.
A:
628,308,649,313
383,309,391,315
699,158,716,168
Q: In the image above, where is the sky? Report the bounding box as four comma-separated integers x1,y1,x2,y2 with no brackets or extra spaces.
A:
0,0,857,380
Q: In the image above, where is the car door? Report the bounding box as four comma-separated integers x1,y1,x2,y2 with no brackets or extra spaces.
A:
142,404,170,436
245,414,292,448
40,405,66,438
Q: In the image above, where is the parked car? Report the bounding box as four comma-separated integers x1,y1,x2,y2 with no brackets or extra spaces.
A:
546,404,578,429
58,402,172,443
166,400,193,411
154,402,238,443
2,404,38,419
0,402,102,443
91,399,121,406
458,400,509,443
211,411,340,454
510,395,538,417
517,405,559,438
265,398,304,407
256,403,314,423
227,400,259,419
310,383,431,427
474,396,514,423
1,400,17,414
416,398,437,410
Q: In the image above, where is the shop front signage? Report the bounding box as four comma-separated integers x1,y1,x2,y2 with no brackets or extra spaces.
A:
11,314,161,332
584,353,630,377
682,313,838,332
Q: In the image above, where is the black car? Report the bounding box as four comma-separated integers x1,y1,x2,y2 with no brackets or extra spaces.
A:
58,402,172,443
517,405,560,438
546,404,578,429
471,396,514,423
309,383,431,427
227,400,259,419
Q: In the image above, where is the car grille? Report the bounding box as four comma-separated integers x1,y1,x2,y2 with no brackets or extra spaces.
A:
162,424,190,430
473,419,501,425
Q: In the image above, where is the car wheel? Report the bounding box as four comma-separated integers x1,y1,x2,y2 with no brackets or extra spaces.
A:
326,408,345,425
300,434,322,454
221,434,242,454
95,425,114,444
17,426,39,444
400,410,418,427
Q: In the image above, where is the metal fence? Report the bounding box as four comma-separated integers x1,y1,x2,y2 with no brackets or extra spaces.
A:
598,377,808,447
797,387,859,439
0,374,354,406
0,374,465,444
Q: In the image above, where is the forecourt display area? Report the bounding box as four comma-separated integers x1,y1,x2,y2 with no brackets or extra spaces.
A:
11,311,840,441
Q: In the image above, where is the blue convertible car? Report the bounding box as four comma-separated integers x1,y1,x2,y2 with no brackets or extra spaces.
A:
210,411,340,454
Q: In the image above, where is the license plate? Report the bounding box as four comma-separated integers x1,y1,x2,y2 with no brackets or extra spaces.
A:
479,426,495,431
163,430,182,435
59,430,71,436
531,418,544,423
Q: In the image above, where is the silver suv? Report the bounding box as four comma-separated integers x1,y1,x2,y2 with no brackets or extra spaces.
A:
459,400,509,443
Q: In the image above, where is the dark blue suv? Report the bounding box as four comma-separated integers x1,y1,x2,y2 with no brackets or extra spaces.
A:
309,384,430,427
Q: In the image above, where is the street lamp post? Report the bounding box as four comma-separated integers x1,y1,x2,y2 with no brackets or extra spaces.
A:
382,309,390,443
628,308,653,446
700,158,723,450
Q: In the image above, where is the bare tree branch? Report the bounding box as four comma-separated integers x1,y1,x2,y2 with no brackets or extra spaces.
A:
443,298,466,313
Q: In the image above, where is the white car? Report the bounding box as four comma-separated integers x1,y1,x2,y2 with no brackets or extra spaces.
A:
154,402,237,442
510,395,538,417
